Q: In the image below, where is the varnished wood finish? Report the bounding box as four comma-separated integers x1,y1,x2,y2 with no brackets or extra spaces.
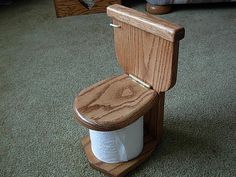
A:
112,18,181,92
81,134,157,177
107,4,184,42
74,74,157,131
144,92,165,144
73,5,185,177
146,3,172,15
54,0,120,17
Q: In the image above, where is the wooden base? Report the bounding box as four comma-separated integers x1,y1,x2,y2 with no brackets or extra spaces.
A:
81,134,157,177
54,0,121,17
146,3,172,15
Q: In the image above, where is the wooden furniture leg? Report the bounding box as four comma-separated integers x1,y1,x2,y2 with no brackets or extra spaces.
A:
146,3,172,15
144,92,165,144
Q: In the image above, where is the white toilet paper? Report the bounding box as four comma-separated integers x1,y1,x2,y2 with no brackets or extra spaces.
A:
89,117,143,163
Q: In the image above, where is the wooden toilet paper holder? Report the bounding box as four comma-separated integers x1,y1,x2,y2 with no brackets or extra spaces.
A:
73,4,184,177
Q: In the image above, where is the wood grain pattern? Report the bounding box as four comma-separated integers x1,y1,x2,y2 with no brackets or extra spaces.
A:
73,6,184,176
112,19,180,92
54,0,120,17
144,92,165,144
74,74,157,131
107,4,184,42
81,134,157,177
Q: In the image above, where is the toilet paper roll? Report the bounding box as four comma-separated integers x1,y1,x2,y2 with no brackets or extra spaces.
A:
89,117,143,163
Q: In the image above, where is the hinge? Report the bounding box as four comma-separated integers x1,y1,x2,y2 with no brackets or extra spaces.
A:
128,74,151,89
110,23,121,28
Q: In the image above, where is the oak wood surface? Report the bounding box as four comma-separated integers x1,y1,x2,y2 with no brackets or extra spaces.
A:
74,74,157,131
112,19,180,92
73,5,184,176
144,92,165,143
81,134,157,177
54,0,120,17
107,4,184,42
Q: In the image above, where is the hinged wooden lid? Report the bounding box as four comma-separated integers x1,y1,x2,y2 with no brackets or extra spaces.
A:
73,74,157,131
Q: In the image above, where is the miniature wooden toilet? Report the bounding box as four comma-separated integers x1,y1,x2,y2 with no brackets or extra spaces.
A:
73,4,184,177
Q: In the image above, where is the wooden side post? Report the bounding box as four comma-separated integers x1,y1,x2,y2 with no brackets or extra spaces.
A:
144,92,165,144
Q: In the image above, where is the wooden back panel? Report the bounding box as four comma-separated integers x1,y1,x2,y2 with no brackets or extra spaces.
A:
107,5,184,92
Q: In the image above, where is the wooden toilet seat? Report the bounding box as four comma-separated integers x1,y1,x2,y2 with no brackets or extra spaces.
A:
74,74,157,131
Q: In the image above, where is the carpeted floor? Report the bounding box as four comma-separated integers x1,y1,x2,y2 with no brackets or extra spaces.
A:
0,1,235,177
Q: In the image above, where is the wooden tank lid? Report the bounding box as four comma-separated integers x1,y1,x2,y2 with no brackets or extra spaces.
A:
107,4,185,42
73,74,157,131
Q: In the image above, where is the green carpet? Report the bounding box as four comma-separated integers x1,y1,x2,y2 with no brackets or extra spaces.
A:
0,1,235,176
